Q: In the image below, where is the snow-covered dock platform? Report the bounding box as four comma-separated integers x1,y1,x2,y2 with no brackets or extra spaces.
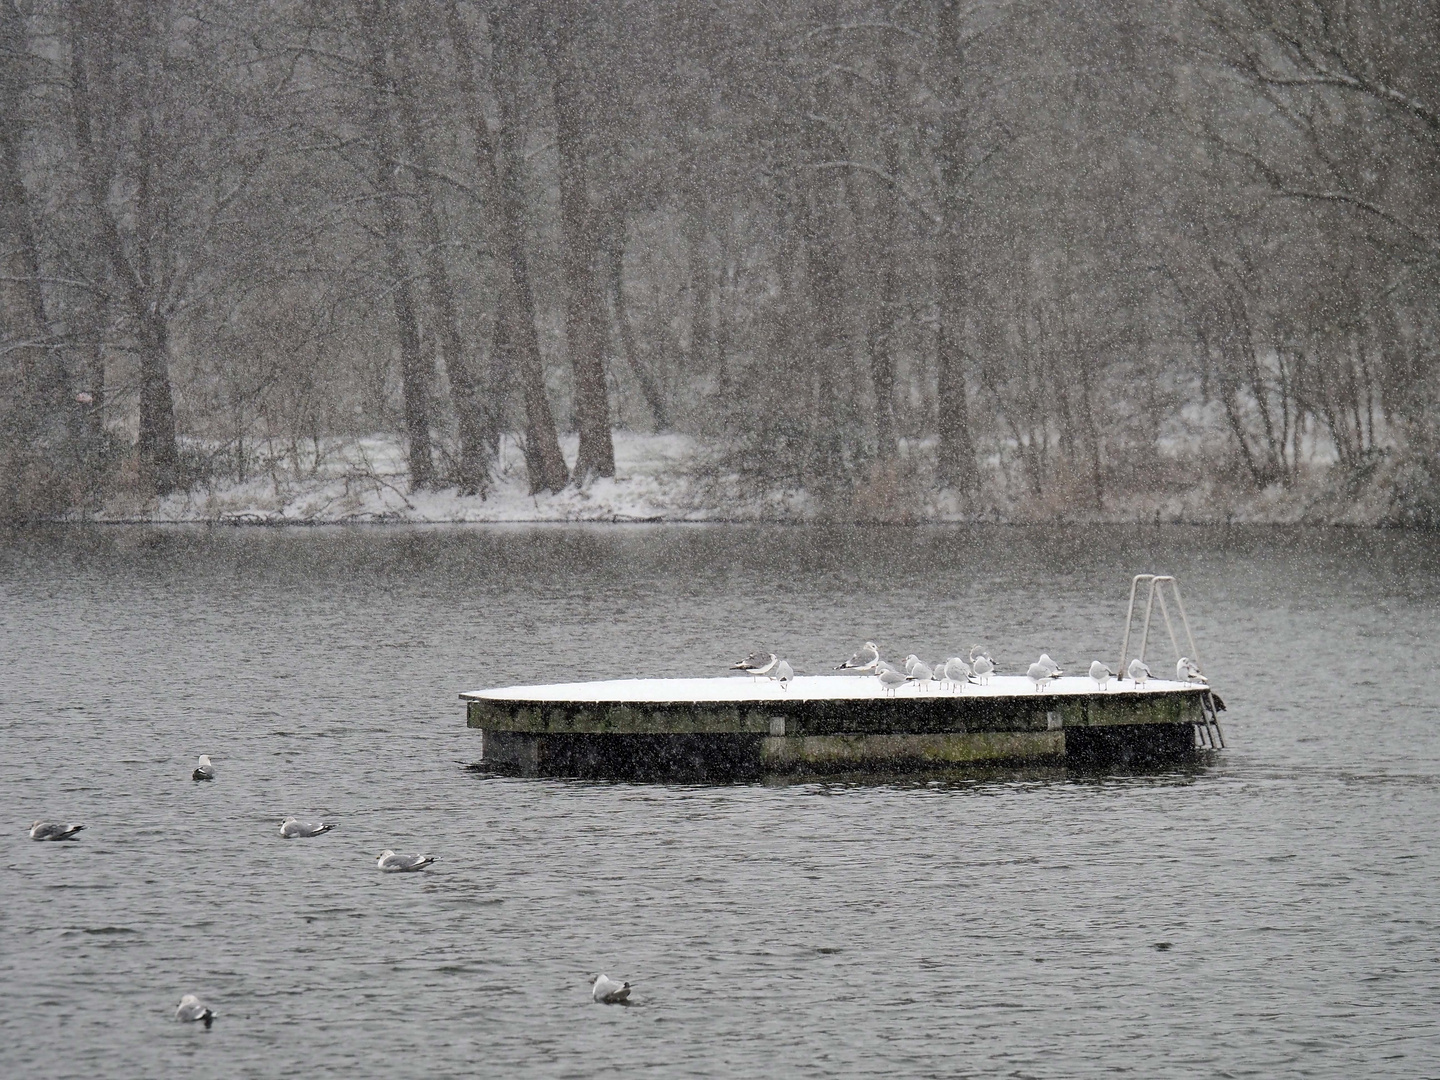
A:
461,674,1219,781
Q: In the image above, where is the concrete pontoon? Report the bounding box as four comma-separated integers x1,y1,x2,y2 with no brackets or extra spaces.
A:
461,574,1226,781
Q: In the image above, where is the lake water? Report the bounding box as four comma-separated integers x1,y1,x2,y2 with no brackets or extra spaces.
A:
2,524,1438,1078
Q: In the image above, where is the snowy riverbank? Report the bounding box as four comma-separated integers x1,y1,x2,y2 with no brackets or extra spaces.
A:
80,430,1414,526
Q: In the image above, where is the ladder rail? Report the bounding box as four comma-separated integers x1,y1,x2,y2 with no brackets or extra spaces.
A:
1117,575,1146,677
1153,586,1180,666
1120,573,1206,675
1169,578,1202,670
1120,573,1224,750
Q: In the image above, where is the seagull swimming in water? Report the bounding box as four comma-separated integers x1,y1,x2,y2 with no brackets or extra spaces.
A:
1177,656,1205,683
591,974,632,1003
837,642,880,673
29,821,84,841
1127,658,1152,687
376,850,435,872
192,755,215,782
175,994,213,1027
280,818,336,838
1089,661,1118,690
732,651,778,680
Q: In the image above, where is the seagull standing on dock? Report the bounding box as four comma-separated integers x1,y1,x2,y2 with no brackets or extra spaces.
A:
837,642,881,673
192,755,215,782
944,657,971,692
732,651,778,680
774,659,794,690
1177,657,1205,683
591,974,632,1003
970,648,995,685
29,821,84,841
376,850,435,872
902,654,921,675
878,668,907,695
1037,654,1061,675
1027,660,1062,693
908,660,935,691
1127,658,1152,688
1089,661,1118,690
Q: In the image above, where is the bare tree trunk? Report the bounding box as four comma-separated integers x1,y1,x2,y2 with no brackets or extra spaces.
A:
713,217,737,404
800,117,847,485
866,40,901,461
391,21,490,495
70,0,181,494
135,311,178,492
76,292,106,443
359,0,434,489
0,0,71,444
934,0,978,492
543,0,614,484
467,1,568,493
683,194,712,375
604,224,668,429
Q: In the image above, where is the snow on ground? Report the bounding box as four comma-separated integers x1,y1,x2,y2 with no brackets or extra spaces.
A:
467,673,1198,702
98,432,711,524
88,428,1402,526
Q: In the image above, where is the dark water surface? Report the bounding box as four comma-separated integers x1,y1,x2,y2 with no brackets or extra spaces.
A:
3,524,1438,1078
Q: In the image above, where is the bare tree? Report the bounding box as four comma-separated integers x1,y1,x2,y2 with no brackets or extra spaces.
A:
392,10,492,495
458,0,569,493
542,0,615,484
933,0,979,491
358,0,435,489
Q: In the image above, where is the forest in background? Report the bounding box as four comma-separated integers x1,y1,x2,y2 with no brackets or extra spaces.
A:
2,0,1438,524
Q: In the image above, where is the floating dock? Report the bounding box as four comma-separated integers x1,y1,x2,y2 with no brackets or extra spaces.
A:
463,574,1225,781
462,674,1223,781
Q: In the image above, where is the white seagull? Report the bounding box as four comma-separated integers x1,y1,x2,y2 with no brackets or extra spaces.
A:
1037,653,1061,675
731,651,778,680
878,668,907,695
1089,661,1118,690
192,755,215,782
175,994,214,1027
774,659,794,690
376,850,435,872
280,817,336,838
29,821,84,841
1177,657,1205,683
1027,660,1061,693
1127,658,1153,687
591,973,632,1003
908,660,935,691
944,657,971,692
837,642,881,673
969,647,995,684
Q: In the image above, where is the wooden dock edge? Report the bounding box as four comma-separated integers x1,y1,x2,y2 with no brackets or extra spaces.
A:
475,723,1197,781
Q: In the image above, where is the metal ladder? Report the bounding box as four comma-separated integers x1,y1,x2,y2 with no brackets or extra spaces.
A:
1118,574,1225,749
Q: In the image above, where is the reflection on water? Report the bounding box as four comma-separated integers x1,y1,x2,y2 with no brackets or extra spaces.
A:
2,525,1438,1077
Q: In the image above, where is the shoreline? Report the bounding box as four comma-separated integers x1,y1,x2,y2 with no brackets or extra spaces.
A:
18,431,1426,529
